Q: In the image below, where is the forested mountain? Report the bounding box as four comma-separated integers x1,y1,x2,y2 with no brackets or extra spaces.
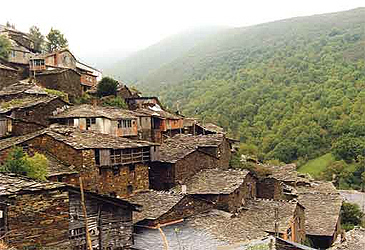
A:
130,8,365,167
105,26,226,83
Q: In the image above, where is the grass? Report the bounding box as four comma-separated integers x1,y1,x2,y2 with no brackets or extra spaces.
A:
298,153,335,178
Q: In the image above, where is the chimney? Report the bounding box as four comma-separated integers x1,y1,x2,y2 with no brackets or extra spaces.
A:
181,185,187,194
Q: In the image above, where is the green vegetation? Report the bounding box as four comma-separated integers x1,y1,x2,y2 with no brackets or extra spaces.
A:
46,28,68,52
125,8,364,172
0,146,48,180
44,88,69,102
102,96,128,109
0,34,11,60
0,99,26,109
97,77,119,97
298,153,335,178
29,26,45,52
341,202,364,231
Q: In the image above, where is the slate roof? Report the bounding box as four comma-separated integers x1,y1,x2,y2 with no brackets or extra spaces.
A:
134,107,182,120
196,122,224,134
0,62,17,71
186,199,299,244
186,200,297,244
0,95,59,113
125,190,184,223
181,168,250,194
0,173,65,196
52,104,137,120
264,164,311,184
45,152,78,177
0,81,49,96
0,129,45,151
35,68,81,76
296,182,343,236
158,134,225,163
46,126,156,150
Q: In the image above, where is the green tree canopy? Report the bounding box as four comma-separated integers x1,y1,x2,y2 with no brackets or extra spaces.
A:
97,77,119,97
46,28,68,52
341,202,364,231
0,35,11,60
29,25,44,52
0,146,49,180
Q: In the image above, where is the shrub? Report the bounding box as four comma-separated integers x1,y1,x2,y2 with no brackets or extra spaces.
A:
341,202,364,231
0,147,48,180
97,77,118,97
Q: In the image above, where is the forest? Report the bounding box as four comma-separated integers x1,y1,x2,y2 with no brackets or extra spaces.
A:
111,8,365,189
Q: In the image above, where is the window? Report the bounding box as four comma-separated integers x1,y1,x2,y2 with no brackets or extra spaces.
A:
11,50,16,58
113,167,119,176
0,205,7,237
127,185,133,195
86,118,95,130
129,164,135,172
95,149,100,165
118,119,132,128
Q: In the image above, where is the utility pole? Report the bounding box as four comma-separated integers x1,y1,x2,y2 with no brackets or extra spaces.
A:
79,177,93,250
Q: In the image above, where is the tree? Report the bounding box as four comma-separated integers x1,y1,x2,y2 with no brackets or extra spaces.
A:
23,152,48,181
0,146,49,180
102,96,128,109
332,136,365,163
0,146,28,175
29,26,44,52
341,202,364,231
97,77,119,97
46,28,68,52
0,35,11,60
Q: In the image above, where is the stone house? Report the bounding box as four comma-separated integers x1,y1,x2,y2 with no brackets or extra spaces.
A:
0,27,36,65
257,177,285,200
125,96,161,110
175,168,257,212
117,84,141,99
50,104,139,138
126,190,214,228
0,173,140,249
149,134,231,190
0,60,20,88
0,82,69,137
296,182,343,249
135,107,184,143
34,68,82,100
0,126,160,198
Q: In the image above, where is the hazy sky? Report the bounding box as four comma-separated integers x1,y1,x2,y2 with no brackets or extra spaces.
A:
1,0,363,62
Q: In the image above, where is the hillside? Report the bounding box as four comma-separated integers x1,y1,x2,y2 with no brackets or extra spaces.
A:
104,26,227,83
130,8,365,166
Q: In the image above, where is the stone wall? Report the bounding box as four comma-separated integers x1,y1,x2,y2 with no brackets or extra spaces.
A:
150,195,215,227
0,68,20,88
28,134,84,171
174,150,225,185
4,189,71,249
35,69,81,100
12,98,67,128
257,177,284,200
28,135,149,197
11,119,44,136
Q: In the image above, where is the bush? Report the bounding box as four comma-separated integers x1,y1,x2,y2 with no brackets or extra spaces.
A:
102,96,128,109
341,202,364,231
0,147,48,180
97,77,118,97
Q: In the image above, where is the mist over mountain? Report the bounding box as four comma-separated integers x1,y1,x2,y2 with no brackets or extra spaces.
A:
104,26,228,83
